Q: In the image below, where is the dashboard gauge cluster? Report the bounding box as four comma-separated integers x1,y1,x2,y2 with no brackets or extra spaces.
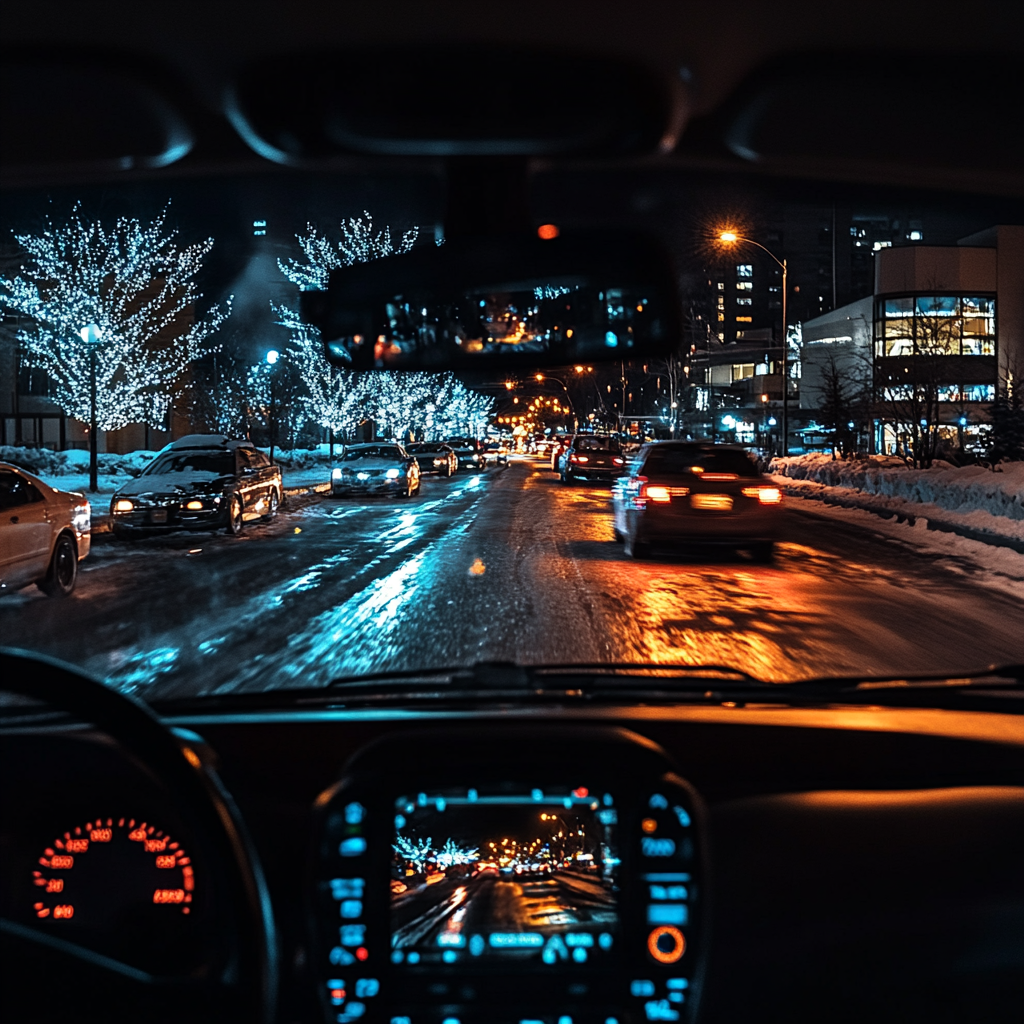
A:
310,727,708,1024
0,733,212,980
32,817,196,924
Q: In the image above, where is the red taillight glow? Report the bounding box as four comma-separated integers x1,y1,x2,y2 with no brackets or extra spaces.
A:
571,454,589,463
612,457,624,465
702,473,738,481
742,486,783,504
641,484,671,503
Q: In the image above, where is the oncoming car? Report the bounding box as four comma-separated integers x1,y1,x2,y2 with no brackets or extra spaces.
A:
406,442,457,477
331,443,421,497
0,463,90,597
612,442,783,560
109,435,282,538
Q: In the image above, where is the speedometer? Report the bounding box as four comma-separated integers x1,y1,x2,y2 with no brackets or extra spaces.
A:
32,817,195,927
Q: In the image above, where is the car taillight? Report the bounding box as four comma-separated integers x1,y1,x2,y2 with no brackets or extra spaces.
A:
612,457,624,465
185,500,203,510
571,454,589,463
742,486,783,504
640,483,671,503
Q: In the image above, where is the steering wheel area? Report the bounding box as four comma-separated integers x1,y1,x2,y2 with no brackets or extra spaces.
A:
0,648,277,1024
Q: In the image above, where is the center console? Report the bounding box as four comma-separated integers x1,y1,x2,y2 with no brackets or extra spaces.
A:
309,727,707,1024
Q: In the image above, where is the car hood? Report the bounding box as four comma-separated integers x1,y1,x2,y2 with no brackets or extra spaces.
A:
114,472,233,497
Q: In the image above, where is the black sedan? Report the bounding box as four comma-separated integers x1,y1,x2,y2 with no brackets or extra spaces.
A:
444,438,486,472
109,435,282,538
612,441,783,560
559,434,626,483
406,442,457,477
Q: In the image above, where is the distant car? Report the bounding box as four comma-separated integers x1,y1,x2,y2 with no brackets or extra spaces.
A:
0,462,91,597
445,438,486,472
558,434,626,483
406,442,457,477
331,443,421,497
612,441,783,560
482,440,509,465
109,434,282,538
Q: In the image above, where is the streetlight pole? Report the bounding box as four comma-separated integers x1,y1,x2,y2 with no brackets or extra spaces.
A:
718,233,789,455
80,324,102,492
266,349,280,464
533,374,578,431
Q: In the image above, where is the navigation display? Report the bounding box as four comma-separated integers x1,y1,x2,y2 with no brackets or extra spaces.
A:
390,787,620,968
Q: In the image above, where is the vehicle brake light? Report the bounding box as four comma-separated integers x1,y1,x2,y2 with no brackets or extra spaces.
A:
571,454,589,463
612,457,624,465
742,486,783,504
185,500,203,510
640,484,671,503
702,473,738,481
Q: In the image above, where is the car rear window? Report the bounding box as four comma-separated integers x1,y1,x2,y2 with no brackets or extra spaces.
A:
344,446,403,461
641,447,759,478
574,436,620,452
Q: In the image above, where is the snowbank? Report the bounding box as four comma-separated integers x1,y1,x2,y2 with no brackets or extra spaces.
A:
1,446,159,478
769,453,1024,521
768,453,1024,550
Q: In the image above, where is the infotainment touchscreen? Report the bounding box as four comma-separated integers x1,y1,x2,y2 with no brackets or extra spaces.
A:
390,787,620,967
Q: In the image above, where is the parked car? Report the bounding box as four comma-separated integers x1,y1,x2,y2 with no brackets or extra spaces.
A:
445,438,487,472
0,462,91,597
331,443,421,497
109,435,282,538
482,439,510,465
559,434,626,483
406,442,457,477
612,441,783,560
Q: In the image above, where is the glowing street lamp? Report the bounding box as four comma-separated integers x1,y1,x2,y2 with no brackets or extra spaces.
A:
718,231,789,454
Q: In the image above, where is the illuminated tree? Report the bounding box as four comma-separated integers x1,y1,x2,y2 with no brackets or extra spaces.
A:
0,203,230,430
434,838,479,870
277,211,418,292
393,835,434,873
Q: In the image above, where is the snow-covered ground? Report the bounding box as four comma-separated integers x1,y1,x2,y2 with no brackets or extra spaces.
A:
769,453,1024,550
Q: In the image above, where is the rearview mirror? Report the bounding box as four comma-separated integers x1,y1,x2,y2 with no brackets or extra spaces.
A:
300,230,681,370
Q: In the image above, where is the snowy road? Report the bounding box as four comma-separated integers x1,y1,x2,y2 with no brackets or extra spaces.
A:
3,457,1022,698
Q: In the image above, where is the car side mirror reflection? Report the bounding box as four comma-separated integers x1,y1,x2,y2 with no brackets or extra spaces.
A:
300,230,681,370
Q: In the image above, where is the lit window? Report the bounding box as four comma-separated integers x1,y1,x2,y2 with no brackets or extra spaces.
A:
736,264,753,278
736,281,752,291
732,363,756,381
909,230,923,241
872,241,892,251
963,384,995,402
736,316,753,322
737,297,752,306
717,282,724,291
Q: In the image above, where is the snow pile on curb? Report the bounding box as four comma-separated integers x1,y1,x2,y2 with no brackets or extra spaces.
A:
1,445,158,478
769,453,1024,520
768,453,1024,550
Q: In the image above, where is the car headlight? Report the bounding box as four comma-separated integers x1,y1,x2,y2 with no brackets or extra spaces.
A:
113,499,134,513
332,468,342,479
184,500,204,510
433,458,445,466
73,502,91,531
385,468,400,479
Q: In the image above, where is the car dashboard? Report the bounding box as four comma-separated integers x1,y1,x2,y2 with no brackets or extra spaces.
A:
2,699,1022,1024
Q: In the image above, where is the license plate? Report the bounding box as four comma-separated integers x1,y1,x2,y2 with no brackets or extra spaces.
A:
149,509,168,523
691,494,733,511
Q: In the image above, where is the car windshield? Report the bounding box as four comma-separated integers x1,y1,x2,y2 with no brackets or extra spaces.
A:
342,446,403,461
2,162,1023,702
144,452,235,477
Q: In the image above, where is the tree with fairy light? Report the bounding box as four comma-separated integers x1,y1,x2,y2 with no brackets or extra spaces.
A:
0,202,231,434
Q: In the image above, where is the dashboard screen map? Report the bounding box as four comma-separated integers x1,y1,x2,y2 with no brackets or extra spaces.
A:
391,787,620,968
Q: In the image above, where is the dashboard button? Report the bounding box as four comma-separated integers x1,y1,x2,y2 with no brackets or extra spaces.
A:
647,926,686,964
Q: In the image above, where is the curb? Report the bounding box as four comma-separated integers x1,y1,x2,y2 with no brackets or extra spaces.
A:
779,484,1024,555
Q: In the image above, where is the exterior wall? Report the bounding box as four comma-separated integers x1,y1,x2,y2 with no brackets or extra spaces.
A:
800,295,873,412
875,246,997,295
